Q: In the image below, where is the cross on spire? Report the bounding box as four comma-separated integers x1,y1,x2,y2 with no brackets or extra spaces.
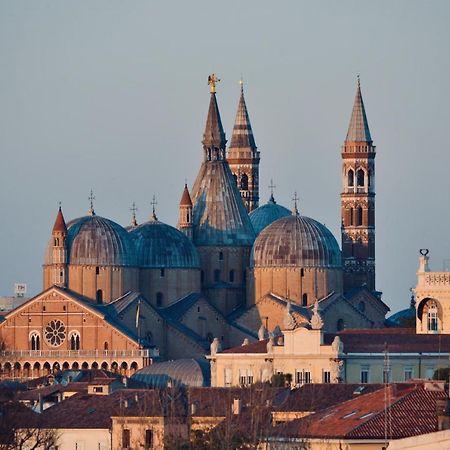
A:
150,195,158,221
239,76,244,93
268,179,277,203
292,191,299,216
130,201,138,227
88,189,96,216
58,201,62,211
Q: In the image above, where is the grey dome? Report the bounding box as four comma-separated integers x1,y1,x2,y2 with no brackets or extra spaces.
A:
130,220,200,269
69,215,136,266
132,358,210,388
249,196,291,236
252,214,341,268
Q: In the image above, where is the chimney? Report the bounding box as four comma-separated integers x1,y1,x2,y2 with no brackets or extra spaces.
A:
437,398,450,430
232,398,242,415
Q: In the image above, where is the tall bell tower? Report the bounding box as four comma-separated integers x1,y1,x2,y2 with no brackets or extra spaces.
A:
227,80,260,213
341,78,376,292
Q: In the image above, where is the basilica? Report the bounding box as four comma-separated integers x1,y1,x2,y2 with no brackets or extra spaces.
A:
0,75,391,378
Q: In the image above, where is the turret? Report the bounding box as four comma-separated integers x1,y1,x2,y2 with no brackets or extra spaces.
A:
177,183,193,240
50,205,68,287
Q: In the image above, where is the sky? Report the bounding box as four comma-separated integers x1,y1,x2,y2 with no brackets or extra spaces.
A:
1,1,450,314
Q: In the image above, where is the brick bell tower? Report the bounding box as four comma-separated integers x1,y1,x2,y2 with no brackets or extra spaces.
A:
341,77,376,292
227,80,260,213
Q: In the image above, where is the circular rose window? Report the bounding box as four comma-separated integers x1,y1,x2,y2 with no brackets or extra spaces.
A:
45,319,66,347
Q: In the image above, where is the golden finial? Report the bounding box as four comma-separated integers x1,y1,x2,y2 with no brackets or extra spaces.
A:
239,76,244,93
208,73,220,93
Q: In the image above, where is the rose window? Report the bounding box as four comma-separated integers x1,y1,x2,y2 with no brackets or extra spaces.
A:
45,320,66,347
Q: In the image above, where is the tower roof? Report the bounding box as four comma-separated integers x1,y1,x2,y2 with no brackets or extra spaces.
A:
202,92,227,150
345,78,372,143
229,83,256,149
179,184,193,207
52,206,67,233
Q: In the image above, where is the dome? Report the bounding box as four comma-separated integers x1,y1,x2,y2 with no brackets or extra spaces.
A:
132,358,210,388
252,213,341,268
249,196,291,235
69,215,136,266
130,220,200,269
44,215,136,266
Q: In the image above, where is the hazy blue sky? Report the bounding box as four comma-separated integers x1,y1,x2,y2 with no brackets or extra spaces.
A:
1,1,449,313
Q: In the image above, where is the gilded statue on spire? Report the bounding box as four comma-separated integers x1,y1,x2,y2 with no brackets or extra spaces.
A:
208,74,220,93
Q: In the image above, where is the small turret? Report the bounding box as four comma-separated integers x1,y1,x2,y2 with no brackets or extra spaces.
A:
177,183,193,240
51,205,68,287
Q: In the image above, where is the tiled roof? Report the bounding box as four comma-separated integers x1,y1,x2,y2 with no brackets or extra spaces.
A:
272,383,446,440
336,328,450,353
52,207,67,233
16,384,62,401
221,339,269,354
274,383,384,413
345,79,372,143
179,184,193,206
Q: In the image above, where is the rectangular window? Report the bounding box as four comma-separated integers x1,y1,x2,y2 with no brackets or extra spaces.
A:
224,368,232,387
295,370,311,385
360,366,369,384
404,367,413,381
145,429,153,448
323,370,331,383
122,429,130,449
93,386,103,393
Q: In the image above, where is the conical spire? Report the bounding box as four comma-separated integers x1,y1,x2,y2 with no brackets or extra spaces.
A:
52,204,67,233
179,183,192,207
345,77,372,143
202,74,227,154
229,81,256,149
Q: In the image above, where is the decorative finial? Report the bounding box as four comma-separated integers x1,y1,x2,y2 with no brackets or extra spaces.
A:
88,189,96,216
150,195,158,221
292,192,299,216
58,201,62,211
130,202,138,227
357,74,361,88
239,76,244,94
268,179,276,203
208,73,220,93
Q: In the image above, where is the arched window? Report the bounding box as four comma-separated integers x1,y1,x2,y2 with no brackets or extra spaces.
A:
367,170,371,187
356,169,365,187
337,319,345,331
349,207,354,226
95,266,100,275
96,289,103,304
302,293,308,306
347,169,354,187
356,207,363,226
30,332,40,351
156,292,163,307
240,173,249,190
427,301,439,332
160,268,165,278
70,332,80,351
214,269,221,283
219,251,224,261
104,342,109,351
229,270,235,283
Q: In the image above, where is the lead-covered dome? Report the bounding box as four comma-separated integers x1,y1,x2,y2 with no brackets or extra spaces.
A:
68,215,136,266
130,220,200,268
252,213,341,268
249,195,291,236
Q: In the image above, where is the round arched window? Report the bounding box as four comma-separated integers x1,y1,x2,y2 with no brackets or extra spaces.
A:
45,319,66,347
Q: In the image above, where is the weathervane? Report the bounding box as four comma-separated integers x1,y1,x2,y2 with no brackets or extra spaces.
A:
88,189,96,216
208,74,220,93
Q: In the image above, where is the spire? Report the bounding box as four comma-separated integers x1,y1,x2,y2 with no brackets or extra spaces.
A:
52,203,67,233
202,74,227,154
345,76,372,143
179,183,192,207
229,79,257,149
